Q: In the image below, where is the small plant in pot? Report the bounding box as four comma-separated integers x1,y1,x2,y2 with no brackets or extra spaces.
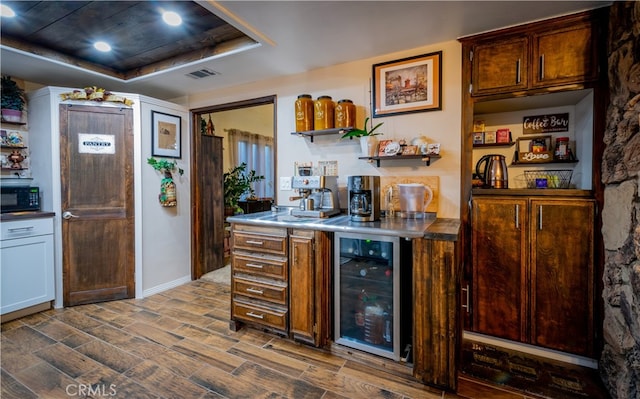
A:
147,157,184,207
341,117,384,157
1,75,26,123
224,162,265,215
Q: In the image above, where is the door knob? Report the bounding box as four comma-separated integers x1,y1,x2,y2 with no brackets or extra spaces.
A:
62,211,79,220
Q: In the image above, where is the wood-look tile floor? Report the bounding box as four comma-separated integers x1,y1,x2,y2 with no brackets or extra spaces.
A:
1,279,559,399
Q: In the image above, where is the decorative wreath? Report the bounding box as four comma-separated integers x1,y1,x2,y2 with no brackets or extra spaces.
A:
60,86,134,106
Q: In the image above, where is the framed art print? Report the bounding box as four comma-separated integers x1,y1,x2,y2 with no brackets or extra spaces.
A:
372,51,442,117
152,111,181,158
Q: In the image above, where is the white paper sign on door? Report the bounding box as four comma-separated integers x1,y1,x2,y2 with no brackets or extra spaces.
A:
78,133,116,154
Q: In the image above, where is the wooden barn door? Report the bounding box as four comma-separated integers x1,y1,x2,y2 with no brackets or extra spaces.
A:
60,104,135,306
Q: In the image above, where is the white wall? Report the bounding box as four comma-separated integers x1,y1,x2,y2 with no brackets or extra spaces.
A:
189,40,462,218
138,97,192,295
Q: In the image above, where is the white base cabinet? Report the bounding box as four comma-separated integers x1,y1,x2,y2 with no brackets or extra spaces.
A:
1,217,55,315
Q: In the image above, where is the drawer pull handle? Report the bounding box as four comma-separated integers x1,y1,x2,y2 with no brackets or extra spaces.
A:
246,287,264,295
246,312,264,319
246,240,264,246
8,226,35,232
245,263,264,269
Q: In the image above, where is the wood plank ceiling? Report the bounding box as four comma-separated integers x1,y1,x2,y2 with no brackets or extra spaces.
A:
0,1,256,80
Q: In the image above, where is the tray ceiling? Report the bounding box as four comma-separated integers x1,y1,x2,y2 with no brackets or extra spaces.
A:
0,1,257,80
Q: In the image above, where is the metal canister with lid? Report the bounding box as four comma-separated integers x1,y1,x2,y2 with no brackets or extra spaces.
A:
335,99,355,128
295,94,314,132
314,95,334,130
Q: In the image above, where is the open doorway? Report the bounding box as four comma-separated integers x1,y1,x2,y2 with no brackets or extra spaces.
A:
191,96,276,279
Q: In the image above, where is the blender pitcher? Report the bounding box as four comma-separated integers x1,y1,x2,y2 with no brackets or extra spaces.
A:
398,183,433,218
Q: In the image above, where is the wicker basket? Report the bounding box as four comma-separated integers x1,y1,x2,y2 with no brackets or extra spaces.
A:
524,170,573,189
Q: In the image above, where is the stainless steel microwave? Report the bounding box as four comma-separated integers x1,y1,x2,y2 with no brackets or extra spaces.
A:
0,186,40,213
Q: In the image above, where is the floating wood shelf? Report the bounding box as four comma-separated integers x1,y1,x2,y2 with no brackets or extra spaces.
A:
472,142,515,148
511,159,579,166
291,127,353,142
358,154,441,167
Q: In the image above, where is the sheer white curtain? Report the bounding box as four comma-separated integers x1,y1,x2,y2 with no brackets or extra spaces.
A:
227,128,274,199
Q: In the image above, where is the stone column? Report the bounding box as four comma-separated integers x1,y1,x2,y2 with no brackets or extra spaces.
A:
600,2,640,398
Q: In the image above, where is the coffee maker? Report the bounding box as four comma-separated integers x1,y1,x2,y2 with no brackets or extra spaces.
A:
347,176,380,222
290,175,341,218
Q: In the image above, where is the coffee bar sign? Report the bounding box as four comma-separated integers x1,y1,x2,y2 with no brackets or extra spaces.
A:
523,113,569,134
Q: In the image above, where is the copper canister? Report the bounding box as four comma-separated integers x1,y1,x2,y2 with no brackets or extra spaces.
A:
335,99,355,128
314,95,334,130
295,94,314,132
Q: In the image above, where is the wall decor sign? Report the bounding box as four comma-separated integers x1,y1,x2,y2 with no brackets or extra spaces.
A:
372,51,442,117
523,113,569,134
152,111,181,158
78,133,115,154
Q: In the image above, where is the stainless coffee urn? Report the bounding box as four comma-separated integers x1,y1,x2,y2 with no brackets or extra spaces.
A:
347,176,380,222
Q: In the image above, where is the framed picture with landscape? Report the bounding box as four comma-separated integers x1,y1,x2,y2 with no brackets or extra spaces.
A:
152,111,181,158
372,51,442,117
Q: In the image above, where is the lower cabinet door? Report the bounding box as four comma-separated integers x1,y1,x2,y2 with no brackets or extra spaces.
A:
289,233,315,343
471,198,528,342
530,199,595,356
1,233,55,314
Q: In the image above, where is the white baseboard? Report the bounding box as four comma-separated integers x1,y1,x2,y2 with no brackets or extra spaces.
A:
463,331,598,369
141,275,192,298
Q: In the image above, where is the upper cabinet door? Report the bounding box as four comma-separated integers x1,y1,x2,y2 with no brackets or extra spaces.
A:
532,20,597,88
471,36,529,96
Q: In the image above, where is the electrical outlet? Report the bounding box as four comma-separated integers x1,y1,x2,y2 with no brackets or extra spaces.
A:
279,176,292,190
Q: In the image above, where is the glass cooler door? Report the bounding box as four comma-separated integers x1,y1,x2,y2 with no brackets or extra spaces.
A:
334,232,400,360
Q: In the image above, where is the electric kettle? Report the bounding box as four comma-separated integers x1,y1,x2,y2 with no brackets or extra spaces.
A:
475,154,509,188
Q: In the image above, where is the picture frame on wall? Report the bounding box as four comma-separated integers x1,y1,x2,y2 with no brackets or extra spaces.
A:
152,111,181,158
372,51,442,117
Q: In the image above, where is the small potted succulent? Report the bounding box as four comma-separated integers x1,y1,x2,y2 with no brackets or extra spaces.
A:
1,75,26,123
341,117,384,157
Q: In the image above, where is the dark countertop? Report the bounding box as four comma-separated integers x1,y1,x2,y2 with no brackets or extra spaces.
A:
0,211,56,221
227,209,461,241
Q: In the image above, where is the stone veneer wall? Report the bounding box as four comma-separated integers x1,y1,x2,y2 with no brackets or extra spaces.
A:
600,2,640,398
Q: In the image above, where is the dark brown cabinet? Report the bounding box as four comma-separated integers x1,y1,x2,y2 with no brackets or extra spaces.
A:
471,197,527,342
531,20,598,88
230,224,289,334
467,11,601,96
471,195,595,356
230,224,329,347
471,37,529,96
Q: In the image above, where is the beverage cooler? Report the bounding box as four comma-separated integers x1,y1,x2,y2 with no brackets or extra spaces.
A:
334,232,412,361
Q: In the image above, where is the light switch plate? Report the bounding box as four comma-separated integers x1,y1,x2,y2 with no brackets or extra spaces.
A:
279,176,292,190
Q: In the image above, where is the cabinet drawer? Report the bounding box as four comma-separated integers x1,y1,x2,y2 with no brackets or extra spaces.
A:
233,276,287,305
233,253,288,281
233,232,287,256
232,300,287,331
1,217,53,240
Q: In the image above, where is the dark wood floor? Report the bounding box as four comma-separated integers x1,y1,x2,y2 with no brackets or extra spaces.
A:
1,278,575,399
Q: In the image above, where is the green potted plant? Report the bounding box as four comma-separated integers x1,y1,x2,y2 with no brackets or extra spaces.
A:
147,157,184,207
341,117,384,157
1,75,26,123
224,162,265,215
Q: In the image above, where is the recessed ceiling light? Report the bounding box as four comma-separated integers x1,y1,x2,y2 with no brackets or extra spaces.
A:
162,11,182,27
94,41,112,52
0,4,16,17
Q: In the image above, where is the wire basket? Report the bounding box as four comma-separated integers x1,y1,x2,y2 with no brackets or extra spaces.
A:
524,170,573,189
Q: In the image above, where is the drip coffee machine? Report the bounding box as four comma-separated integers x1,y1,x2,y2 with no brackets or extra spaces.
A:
290,175,340,218
347,176,380,222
